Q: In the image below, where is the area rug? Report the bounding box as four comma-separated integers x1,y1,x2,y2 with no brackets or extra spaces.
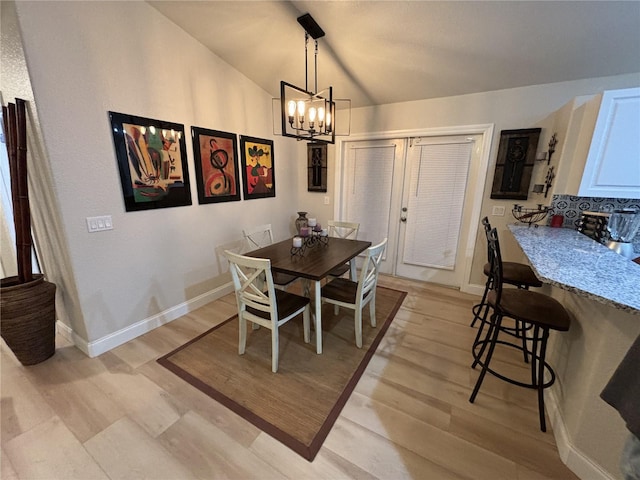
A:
157,286,407,461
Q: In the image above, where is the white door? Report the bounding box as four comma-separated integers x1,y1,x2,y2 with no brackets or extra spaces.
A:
396,135,480,286
342,139,406,274
339,131,486,288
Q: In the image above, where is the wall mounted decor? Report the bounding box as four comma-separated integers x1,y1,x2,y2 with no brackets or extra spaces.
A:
109,111,191,211
490,128,541,200
240,136,275,200
191,127,241,204
307,142,327,192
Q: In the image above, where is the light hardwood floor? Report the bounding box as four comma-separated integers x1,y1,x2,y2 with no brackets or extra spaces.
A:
1,275,579,479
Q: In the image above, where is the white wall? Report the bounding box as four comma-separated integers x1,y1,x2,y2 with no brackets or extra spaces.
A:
5,1,301,348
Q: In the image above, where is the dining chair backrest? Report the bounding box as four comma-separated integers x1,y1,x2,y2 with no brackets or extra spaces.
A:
226,250,277,320
486,228,504,306
357,237,387,300
481,216,492,263
242,224,275,251
327,220,360,240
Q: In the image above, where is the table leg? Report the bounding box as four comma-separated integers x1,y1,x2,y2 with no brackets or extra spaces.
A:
314,279,322,354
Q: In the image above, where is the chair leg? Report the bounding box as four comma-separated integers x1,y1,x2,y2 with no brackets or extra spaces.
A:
519,320,529,363
238,315,247,355
537,327,549,432
369,295,377,327
472,303,493,368
271,327,279,373
470,313,502,403
334,304,339,315
354,308,363,348
303,307,310,343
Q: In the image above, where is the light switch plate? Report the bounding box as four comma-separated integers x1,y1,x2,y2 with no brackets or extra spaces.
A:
492,206,506,216
87,215,113,232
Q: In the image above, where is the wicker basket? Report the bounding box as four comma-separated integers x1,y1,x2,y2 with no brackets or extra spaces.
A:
1,274,56,365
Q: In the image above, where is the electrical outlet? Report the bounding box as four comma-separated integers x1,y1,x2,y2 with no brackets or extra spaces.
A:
324,196,330,205
86,215,113,233
492,206,506,216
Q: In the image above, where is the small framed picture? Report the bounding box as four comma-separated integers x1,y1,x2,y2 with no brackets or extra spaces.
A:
191,127,241,204
240,136,275,200
307,142,327,192
109,111,192,212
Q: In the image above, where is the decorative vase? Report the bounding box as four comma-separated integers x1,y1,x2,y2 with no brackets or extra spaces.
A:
1,274,56,366
295,211,308,234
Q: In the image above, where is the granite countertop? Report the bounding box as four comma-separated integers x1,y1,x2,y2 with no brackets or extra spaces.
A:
508,225,640,315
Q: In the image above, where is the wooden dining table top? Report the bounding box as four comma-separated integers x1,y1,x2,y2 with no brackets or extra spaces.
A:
245,237,371,281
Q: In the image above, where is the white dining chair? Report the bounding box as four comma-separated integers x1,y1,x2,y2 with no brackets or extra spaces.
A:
327,220,360,279
242,223,298,289
320,238,387,348
225,250,310,373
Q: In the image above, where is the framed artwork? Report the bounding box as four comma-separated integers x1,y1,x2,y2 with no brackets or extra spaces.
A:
307,142,327,192
490,128,541,200
240,136,275,200
109,111,192,212
191,127,241,204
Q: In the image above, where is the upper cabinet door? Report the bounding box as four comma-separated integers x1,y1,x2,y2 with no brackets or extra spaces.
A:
579,87,640,199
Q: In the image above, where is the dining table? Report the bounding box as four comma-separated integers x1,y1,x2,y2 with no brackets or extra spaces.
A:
245,236,371,354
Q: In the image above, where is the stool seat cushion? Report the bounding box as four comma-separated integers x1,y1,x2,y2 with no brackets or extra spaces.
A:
484,261,542,288
488,289,571,331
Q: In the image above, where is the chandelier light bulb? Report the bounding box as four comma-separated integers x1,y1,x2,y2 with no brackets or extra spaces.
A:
287,100,296,126
309,107,317,130
326,112,332,132
149,125,156,135
297,100,306,125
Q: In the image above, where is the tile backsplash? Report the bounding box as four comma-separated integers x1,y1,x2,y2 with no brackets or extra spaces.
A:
549,194,640,252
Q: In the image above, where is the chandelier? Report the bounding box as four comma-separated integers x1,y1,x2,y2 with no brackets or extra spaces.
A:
280,13,342,144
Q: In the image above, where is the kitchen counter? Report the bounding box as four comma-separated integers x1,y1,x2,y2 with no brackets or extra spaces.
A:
508,224,640,314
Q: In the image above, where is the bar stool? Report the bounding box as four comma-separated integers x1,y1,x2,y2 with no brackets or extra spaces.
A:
470,217,542,328
469,228,571,431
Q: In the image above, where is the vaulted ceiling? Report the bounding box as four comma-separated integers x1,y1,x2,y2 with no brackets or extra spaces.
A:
148,1,640,108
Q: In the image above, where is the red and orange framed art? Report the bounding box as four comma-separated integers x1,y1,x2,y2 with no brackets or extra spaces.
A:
191,127,241,204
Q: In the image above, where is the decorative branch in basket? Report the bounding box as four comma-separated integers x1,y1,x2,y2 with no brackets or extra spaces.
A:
1,98,57,366
2,99,33,283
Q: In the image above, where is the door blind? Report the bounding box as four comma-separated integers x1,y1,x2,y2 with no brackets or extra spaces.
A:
346,145,396,246
403,141,473,270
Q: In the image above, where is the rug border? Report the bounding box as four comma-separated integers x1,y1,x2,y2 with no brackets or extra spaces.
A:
157,286,407,461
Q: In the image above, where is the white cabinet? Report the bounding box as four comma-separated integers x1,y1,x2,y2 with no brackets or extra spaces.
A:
553,87,640,199
578,87,640,199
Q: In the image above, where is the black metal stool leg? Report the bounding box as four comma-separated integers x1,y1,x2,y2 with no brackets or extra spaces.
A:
470,313,502,403
470,276,491,327
537,327,549,432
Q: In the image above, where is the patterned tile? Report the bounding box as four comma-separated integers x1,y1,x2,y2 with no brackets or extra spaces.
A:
549,194,640,253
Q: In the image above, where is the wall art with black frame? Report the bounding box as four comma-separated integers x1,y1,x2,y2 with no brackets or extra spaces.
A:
240,136,275,200
191,127,241,204
109,111,192,211
490,128,541,200
307,142,327,192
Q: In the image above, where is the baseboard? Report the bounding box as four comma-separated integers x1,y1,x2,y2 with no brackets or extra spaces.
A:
545,388,615,480
461,282,485,297
58,282,234,358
